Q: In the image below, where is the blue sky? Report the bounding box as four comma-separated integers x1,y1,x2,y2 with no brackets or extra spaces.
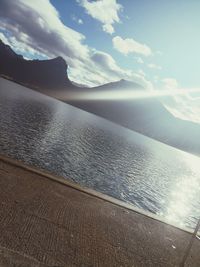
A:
0,0,200,122
49,0,200,89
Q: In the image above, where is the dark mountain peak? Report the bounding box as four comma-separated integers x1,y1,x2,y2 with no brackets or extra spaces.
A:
31,56,68,69
52,56,67,67
0,39,9,49
118,79,143,88
119,78,130,83
1,40,200,156
0,39,75,90
94,78,144,91
0,39,23,60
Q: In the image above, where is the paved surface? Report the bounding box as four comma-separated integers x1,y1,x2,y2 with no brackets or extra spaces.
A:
0,157,199,267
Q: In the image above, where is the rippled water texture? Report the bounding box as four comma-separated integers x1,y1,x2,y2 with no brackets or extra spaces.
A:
1,78,200,229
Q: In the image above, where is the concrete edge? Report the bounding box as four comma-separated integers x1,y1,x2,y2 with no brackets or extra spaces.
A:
0,153,197,235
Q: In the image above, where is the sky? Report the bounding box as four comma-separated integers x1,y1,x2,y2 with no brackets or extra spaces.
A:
0,0,200,122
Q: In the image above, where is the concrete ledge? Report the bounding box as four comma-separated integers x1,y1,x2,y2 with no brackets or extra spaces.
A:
0,154,195,235
0,155,199,266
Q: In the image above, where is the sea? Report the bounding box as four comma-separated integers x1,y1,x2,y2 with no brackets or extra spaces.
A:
1,78,200,230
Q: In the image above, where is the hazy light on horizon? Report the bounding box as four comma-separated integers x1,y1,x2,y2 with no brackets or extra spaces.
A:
61,87,200,102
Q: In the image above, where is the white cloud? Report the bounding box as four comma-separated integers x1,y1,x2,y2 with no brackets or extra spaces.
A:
0,32,9,45
0,0,89,60
69,50,152,88
137,57,144,64
72,15,83,25
0,32,47,58
160,78,200,123
164,97,200,124
78,19,83,25
162,78,178,90
78,0,122,34
147,63,162,70
0,0,152,88
137,69,146,77
156,50,163,56
112,36,152,56
102,24,114,34
154,75,159,83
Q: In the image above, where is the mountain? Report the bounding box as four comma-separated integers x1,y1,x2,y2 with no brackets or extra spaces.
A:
93,79,144,91
68,97,200,156
0,40,76,94
1,39,200,156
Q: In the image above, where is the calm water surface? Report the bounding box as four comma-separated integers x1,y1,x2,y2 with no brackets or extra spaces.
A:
1,78,200,230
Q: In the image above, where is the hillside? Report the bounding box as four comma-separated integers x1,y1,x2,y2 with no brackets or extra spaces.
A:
1,39,200,156
0,40,76,93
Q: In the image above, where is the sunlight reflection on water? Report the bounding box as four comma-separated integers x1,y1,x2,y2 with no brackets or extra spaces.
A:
1,78,200,230
159,153,200,228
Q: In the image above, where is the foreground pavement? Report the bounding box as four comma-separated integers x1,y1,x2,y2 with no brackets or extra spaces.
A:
0,156,199,267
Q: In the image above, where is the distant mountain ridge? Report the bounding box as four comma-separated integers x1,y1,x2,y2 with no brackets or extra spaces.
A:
1,39,200,156
0,40,75,91
93,79,144,91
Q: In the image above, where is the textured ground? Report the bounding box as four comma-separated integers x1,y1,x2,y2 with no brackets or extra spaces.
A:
0,156,199,267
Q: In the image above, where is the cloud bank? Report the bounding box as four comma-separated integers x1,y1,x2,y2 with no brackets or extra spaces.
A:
77,0,122,34
0,0,151,88
113,36,152,56
147,63,162,70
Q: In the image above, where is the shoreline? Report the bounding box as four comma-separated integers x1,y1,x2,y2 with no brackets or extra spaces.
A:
0,154,196,235
0,155,199,266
